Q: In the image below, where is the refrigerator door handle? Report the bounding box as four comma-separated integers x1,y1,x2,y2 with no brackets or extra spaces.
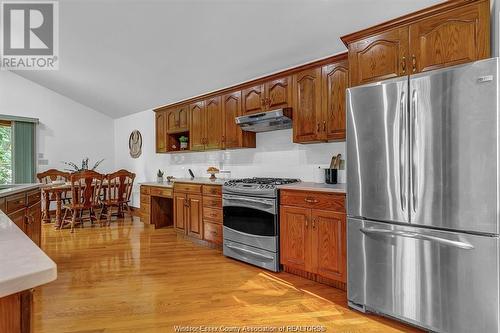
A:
411,89,418,213
399,90,407,212
360,227,474,250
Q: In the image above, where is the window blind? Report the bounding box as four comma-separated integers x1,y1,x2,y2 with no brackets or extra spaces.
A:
12,121,36,183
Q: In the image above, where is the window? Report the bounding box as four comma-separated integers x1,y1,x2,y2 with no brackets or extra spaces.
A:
0,121,12,184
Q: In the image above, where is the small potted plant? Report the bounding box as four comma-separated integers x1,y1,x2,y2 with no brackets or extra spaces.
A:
157,169,164,183
179,136,188,150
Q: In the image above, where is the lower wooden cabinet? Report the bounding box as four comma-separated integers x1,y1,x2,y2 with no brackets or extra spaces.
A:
173,192,202,236
0,289,33,333
280,190,346,286
4,189,42,247
173,183,223,245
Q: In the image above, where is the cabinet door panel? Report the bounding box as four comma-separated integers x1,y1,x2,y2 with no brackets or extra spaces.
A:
349,27,409,86
26,203,41,246
155,111,167,153
265,77,291,110
187,194,203,239
166,109,177,133
222,91,242,148
293,68,322,143
280,206,311,271
189,101,205,151
174,194,186,232
8,209,26,234
242,84,264,115
178,105,189,130
322,61,348,141
313,210,346,283
205,96,223,150
409,1,490,73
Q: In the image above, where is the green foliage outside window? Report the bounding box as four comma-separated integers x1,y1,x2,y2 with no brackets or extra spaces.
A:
0,125,12,184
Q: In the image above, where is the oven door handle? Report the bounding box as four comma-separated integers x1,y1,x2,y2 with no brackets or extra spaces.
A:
225,244,275,261
223,195,276,213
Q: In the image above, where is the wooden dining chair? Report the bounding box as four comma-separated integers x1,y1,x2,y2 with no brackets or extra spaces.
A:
62,170,104,232
36,169,71,221
101,169,136,225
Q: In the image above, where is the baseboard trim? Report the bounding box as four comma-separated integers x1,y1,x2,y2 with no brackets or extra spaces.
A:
282,265,347,291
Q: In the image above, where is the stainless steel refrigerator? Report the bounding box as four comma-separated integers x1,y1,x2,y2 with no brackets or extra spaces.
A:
346,58,500,333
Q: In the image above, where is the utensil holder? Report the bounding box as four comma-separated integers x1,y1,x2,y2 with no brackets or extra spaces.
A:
324,169,337,184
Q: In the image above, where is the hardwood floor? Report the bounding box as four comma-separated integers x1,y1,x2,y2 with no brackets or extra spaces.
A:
35,218,422,333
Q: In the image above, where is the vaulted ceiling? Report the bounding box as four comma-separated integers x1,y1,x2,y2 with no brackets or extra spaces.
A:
14,0,442,118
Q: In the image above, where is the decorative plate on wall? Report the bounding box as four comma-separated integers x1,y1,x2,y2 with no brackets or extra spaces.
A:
129,130,142,158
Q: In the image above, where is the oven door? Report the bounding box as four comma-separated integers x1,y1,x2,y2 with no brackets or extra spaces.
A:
223,194,277,237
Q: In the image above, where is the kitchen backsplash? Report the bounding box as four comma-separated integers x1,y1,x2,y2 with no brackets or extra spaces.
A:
114,109,346,206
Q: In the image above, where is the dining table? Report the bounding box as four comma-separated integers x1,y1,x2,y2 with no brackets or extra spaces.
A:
41,181,125,229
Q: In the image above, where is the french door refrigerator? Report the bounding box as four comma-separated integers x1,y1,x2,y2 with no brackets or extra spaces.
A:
346,58,500,333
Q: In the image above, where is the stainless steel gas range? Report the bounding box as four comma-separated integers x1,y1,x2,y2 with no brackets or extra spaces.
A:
222,177,299,271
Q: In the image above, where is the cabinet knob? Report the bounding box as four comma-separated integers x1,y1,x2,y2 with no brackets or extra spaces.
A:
323,121,326,132
317,123,320,132
304,197,318,204
411,55,417,73
401,56,407,74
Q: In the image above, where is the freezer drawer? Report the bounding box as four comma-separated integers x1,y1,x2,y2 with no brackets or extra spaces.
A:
348,218,499,333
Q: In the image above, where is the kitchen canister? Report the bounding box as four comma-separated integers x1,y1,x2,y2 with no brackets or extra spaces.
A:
324,168,338,184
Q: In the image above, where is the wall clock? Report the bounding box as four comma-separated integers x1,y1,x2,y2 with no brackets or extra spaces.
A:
129,130,142,158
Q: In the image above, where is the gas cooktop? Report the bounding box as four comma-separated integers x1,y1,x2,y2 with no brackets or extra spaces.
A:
223,177,300,198
225,177,300,185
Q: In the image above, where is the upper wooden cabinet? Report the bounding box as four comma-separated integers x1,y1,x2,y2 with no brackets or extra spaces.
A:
322,60,348,141
167,105,189,133
409,1,490,73
293,68,322,143
189,101,206,151
293,54,348,143
221,91,256,149
242,77,292,115
155,111,167,153
347,27,409,87
342,0,490,86
190,97,224,151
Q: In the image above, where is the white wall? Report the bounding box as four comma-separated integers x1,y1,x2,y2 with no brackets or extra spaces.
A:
0,71,115,174
114,109,345,207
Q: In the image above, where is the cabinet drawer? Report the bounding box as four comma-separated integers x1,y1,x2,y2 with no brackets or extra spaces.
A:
27,189,42,205
150,187,172,198
202,185,222,197
203,207,222,223
174,183,202,194
204,221,222,245
6,193,27,214
203,195,222,208
140,194,150,205
280,190,345,212
140,186,150,195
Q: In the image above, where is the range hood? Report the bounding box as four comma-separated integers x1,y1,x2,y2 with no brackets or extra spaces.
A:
235,108,293,133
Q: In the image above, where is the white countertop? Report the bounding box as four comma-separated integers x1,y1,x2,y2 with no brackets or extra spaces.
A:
0,183,41,198
0,210,57,298
141,178,224,187
278,182,346,194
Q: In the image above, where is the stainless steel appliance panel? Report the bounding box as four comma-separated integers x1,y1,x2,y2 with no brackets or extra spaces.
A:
347,77,409,223
223,226,277,252
348,218,499,333
223,239,279,272
410,58,499,234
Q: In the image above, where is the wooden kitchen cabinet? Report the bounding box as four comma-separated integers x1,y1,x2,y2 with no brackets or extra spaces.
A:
189,101,206,151
342,0,490,87
0,289,33,333
222,91,256,149
4,189,42,247
189,98,223,151
292,68,322,143
186,194,203,239
25,203,41,247
321,60,349,141
408,0,490,73
174,193,187,232
204,96,224,150
242,77,291,115
280,206,310,272
347,27,409,87
280,189,346,289
155,110,167,153
167,105,189,133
